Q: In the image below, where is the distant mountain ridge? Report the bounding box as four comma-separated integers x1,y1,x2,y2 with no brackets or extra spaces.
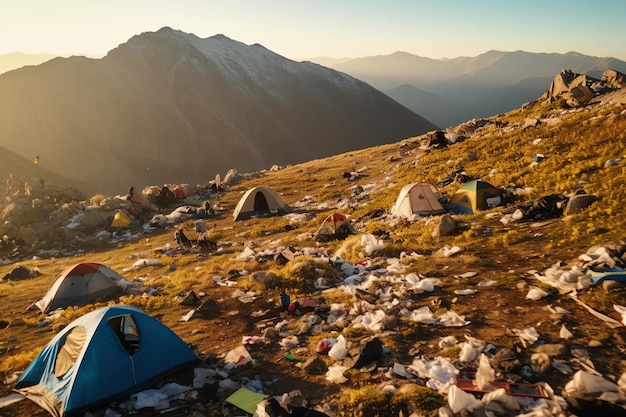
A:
0,27,436,195
318,50,626,127
0,52,57,75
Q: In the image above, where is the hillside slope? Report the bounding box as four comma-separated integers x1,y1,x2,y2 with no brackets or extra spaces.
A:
0,71,625,417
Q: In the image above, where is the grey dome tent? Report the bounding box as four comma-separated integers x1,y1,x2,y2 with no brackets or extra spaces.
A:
391,182,447,220
233,186,292,220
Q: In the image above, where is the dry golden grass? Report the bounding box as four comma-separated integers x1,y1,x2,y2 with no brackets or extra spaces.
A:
1,96,625,414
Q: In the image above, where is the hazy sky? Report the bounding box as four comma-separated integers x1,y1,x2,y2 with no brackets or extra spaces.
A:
2,0,625,61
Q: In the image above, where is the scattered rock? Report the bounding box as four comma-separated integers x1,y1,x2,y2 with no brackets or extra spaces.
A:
564,194,598,215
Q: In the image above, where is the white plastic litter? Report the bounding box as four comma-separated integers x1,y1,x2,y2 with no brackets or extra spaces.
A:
481,387,520,412
526,286,549,300
131,383,191,409
236,247,256,262
122,259,163,272
563,370,622,398
437,310,470,327
604,158,623,168
279,336,299,350
180,310,195,322
560,324,574,340
614,304,626,326
442,245,463,257
328,335,348,360
532,264,591,294
393,362,408,378
454,272,478,279
224,345,252,367
416,278,437,292
405,306,436,324
546,305,571,315
512,327,539,347
232,289,256,303
361,234,384,255
569,293,623,328
454,289,476,295
354,310,387,332
447,384,482,413
193,368,217,388
438,336,458,348
475,354,495,389
408,356,459,392
213,275,237,287
459,342,480,363
325,363,348,383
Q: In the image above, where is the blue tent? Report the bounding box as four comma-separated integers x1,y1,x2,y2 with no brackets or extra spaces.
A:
15,306,198,417
588,267,626,284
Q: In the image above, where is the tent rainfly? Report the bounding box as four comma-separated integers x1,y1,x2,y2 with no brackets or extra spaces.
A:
232,186,292,221
447,180,501,214
15,306,198,417
35,262,127,313
391,182,447,220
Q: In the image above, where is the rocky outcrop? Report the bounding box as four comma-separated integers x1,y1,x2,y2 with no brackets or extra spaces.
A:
546,68,625,107
601,69,626,89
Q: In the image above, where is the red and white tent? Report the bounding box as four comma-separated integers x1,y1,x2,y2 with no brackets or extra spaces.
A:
35,262,127,313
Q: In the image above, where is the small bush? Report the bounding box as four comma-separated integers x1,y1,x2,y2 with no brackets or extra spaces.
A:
88,194,106,206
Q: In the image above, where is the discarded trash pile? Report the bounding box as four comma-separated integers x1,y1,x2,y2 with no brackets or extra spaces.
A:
92,237,625,417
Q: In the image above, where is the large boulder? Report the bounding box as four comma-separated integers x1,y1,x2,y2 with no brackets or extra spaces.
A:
565,194,598,215
547,69,598,106
433,214,459,237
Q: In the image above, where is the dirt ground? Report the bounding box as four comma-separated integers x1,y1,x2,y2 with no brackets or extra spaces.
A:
3,247,625,417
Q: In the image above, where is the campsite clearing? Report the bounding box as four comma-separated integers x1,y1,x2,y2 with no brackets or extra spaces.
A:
0,86,625,415
0,227,624,416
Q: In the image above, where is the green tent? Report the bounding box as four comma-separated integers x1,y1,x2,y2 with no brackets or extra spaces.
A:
447,180,501,214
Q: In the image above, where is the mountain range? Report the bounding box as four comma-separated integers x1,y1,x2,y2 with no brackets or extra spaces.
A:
2,28,626,196
0,27,434,196
316,50,626,127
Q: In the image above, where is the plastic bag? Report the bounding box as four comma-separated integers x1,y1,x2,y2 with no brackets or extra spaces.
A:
325,363,348,383
328,335,347,360
447,385,481,413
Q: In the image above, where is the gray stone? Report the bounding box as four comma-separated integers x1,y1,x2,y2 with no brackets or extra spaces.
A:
435,214,458,237
564,194,598,215
302,357,327,375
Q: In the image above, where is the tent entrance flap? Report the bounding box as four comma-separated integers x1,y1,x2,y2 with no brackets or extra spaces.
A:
232,186,292,220
254,192,269,211
54,326,87,378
